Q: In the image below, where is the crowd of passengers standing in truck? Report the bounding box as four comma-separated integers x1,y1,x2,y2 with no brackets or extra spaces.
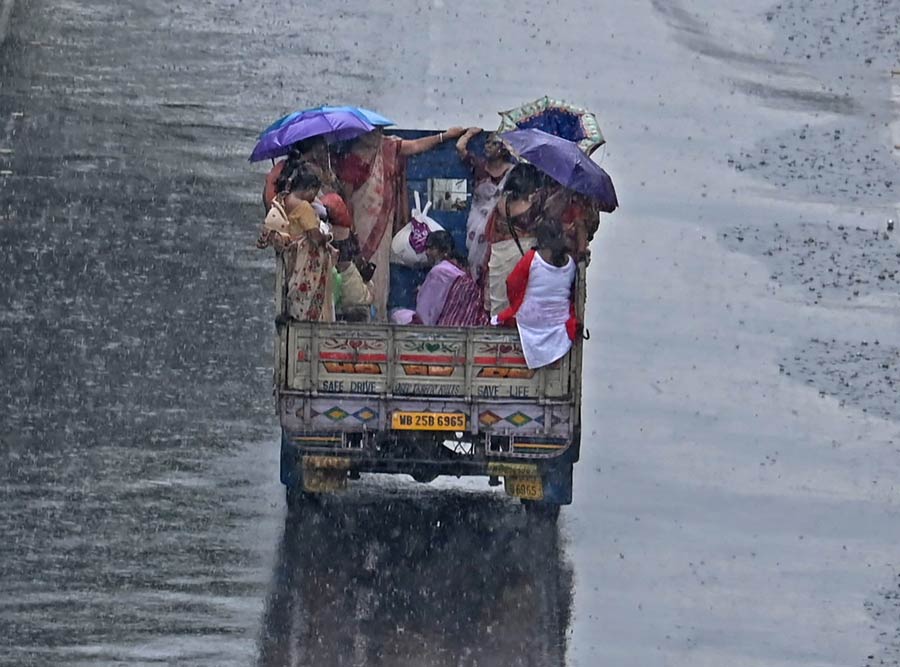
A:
256,125,604,369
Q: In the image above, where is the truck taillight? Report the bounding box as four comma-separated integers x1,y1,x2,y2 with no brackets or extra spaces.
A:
402,365,455,377
477,367,536,379
322,362,382,374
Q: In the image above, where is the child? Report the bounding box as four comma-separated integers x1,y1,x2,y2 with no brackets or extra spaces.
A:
493,221,577,369
318,192,375,321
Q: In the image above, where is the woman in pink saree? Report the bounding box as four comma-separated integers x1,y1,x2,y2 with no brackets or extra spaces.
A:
391,231,488,327
334,127,467,320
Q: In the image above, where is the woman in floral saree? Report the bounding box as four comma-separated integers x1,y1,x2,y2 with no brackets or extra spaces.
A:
257,163,335,322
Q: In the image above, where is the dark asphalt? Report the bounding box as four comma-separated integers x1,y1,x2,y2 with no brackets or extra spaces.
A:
0,2,571,665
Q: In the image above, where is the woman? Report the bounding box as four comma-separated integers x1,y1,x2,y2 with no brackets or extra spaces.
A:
333,126,467,321
257,163,335,322
390,231,488,327
456,128,515,284
541,181,600,262
482,163,544,317
262,136,336,211
494,221,577,369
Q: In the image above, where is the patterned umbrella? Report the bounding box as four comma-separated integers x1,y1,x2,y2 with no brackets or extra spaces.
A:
497,96,604,155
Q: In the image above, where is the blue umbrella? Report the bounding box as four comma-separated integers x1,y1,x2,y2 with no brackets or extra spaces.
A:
500,128,618,212
260,105,394,138
249,108,375,162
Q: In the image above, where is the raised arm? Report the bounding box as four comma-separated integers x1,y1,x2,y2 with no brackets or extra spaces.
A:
399,127,466,157
455,127,482,158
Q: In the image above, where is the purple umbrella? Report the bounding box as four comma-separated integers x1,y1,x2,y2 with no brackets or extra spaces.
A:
500,128,618,212
249,109,375,162
260,106,394,137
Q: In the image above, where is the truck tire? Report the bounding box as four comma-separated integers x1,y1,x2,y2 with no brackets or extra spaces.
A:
280,432,311,510
280,433,301,488
542,462,574,505
522,500,561,522
285,484,318,510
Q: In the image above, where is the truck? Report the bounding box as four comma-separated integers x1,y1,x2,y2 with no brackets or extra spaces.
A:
273,130,586,519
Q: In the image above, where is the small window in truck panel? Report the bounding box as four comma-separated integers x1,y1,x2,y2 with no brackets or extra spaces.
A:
429,178,468,212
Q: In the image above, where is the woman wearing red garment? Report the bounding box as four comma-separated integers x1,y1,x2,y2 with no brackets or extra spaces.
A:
494,221,578,369
333,127,467,320
541,183,600,262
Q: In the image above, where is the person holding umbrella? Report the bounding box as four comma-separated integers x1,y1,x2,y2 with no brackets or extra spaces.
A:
498,129,618,213
253,105,390,212
481,163,545,317
497,127,618,269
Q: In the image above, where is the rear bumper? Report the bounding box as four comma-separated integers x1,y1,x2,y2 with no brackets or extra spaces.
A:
280,427,580,468
279,433,576,504
292,454,544,478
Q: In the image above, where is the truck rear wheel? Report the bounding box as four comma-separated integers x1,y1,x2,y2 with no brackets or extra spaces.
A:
285,483,319,510
522,500,561,522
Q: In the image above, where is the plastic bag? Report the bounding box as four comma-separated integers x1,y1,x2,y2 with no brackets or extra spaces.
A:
390,191,444,267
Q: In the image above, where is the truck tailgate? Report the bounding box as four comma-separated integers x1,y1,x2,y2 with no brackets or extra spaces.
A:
280,323,577,437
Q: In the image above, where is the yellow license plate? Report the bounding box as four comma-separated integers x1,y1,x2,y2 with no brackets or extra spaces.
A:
504,476,544,500
391,411,467,431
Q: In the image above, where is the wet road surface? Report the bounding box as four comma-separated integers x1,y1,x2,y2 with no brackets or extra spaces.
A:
1,0,899,665
258,490,571,666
